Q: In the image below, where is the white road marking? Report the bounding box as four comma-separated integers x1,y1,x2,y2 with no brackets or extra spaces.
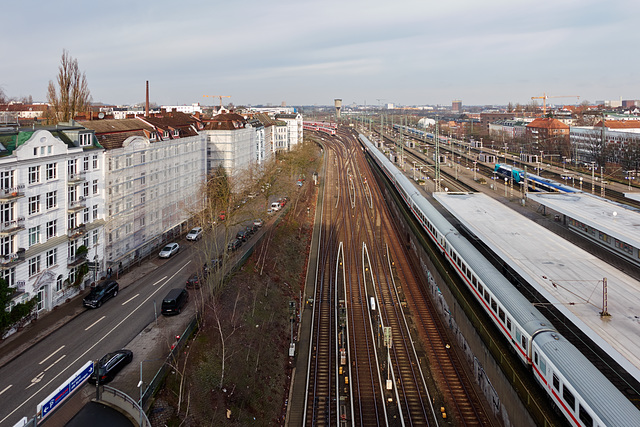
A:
152,276,167,286
122,294,139,305
0,385,11,396
0,261,191,424
39,345,65,365
84,316,106,331
26,372,44,390
44,355,66,372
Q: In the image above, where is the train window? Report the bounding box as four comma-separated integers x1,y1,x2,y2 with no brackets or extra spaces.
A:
540,358,547,376
466,267,471,280
472,276,478,287
579,404,593,427
478,284,483,295
552,373,560,391
521,336,528,350
491,299,497,313
498,307,505,323
484,291,490,304
506,317,511,331
563,386,576,412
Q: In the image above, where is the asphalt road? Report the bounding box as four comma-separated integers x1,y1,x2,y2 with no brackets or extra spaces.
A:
0,242,199,426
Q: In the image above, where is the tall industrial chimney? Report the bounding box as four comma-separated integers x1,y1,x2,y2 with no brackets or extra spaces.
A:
334,99,342,119
145,81,149,117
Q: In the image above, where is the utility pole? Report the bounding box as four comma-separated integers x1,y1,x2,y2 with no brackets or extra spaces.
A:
435,116,441,192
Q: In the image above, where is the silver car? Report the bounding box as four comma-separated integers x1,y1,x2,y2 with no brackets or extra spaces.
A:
186,227,203,241
159,242,180,258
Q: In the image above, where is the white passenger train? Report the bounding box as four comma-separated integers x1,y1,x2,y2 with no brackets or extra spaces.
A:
359,133,640,427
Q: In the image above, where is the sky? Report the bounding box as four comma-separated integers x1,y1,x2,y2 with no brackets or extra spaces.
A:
1,0,638,108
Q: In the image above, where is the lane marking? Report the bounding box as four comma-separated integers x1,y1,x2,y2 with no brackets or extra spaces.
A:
0,260,191,424
84,316,106,331
122,294,139,305
152,276,167,286
26,372,44,390
39,346,65,365
44,355,66,372
0,385,11,396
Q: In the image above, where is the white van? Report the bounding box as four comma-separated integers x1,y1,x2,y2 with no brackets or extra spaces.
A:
270,202,281,211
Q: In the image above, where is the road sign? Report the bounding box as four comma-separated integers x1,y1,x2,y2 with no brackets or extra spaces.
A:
38,361,93,419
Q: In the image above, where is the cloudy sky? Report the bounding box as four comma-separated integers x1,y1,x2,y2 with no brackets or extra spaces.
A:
1,0,638,107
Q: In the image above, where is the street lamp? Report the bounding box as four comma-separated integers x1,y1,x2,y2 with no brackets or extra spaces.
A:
504,177,508,197
580,177,583,192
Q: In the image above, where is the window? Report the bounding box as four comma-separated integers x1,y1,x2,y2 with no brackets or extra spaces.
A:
46,220,57,239
79,133,92,146
0,235,14,256
92,229,98,245
28,166,40,184
67,159,77,177
46,163,57,180
56,275,64,292
2,267,15,288
0,170,14,190
506,317,512,331
46,191,57,210
498,307,505,323
92,205,98,221
563,386,576,412
521,335,528,350
46,248,57,267
83,156,89,171
68,213,76,230
579,405,593,427
92,154,98,169
491,299,498,313
484,290,490,304
28,226,40,246
1,202,14,222
68,186,76,203
125,155,133,167
83,208,89,224
534,352,538,365
29,256,41,276
83,182,89,197
28,195,40,215
93,180,98,194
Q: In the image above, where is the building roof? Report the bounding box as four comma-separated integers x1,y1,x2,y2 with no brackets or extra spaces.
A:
204,113,247,131
594,120,640,129
526,117,569,129
79,119,155,150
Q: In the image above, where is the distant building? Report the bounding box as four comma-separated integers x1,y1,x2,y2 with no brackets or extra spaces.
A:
479,111,514,135
275,113,303,150
452,100,462,113
203,113,257,175
526,118,570,156
571,121,640,166
161,103,203,114
488,119,532,140
622,100,639,108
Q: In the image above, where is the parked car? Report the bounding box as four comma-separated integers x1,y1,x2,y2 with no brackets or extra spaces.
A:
161,288,189,315
253,218,264,227
159,242,180,258
202,258,221,276
235,230,248,242
270,202,281,211
186,273,201,289
88,349,133,384
227,238,242,251
244,225,255,236
83,280,119,309
186,227,203,241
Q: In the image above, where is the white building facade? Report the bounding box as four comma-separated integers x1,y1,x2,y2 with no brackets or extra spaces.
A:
204,113,257,176
0,127,105,315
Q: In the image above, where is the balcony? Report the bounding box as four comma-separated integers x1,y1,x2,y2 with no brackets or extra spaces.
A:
67,224,87,238
68,197,86,211
0,248,26,267
67,172,86,184
0,217,25,236
67,253,87,267
0,185,26,201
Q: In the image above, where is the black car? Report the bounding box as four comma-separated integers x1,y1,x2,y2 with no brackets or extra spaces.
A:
227,238,242,251
186,273,201,289
88,349,133,384
235,230,248,242
83,280,119,309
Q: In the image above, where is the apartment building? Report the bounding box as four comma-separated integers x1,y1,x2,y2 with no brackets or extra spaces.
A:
203,113,257,176
80,116,206,271
0,125,105,314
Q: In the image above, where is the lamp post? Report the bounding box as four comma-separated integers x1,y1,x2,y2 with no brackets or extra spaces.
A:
591,162,595,194
473,161,477,181
504,177,508,197
580,177,583,192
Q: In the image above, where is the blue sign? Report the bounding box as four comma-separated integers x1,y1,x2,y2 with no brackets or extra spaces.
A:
38,361,93,419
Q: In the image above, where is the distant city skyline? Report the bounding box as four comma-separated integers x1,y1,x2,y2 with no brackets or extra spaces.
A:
1,0,638,108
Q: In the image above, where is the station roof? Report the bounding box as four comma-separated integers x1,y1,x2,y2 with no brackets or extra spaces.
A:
528,192,640,249
433,191,640,383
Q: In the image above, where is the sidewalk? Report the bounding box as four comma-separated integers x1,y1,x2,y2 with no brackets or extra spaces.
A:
0,259,161,369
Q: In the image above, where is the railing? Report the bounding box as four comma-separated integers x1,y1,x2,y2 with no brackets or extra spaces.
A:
69,197,86,210
67,171,87,182
0,248,25,265
67,254,87,266
102,386,152,427
67,224,87,237
0,185,25,199
0,217,25,233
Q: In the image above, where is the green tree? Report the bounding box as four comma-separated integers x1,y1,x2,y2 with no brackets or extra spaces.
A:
0,278,37,336
46,49,91,123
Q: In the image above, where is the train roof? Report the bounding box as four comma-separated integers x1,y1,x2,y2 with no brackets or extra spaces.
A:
528,192,640,249
535,331,640,425
433,192,640,384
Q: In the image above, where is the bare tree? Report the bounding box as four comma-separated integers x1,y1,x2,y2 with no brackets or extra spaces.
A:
46,49,91,123
0,87,8,104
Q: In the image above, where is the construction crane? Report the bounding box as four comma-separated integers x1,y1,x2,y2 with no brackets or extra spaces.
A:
203,95,231,107
531,93,580,115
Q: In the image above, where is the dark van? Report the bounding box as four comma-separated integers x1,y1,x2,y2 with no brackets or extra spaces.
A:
161,288,188,316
